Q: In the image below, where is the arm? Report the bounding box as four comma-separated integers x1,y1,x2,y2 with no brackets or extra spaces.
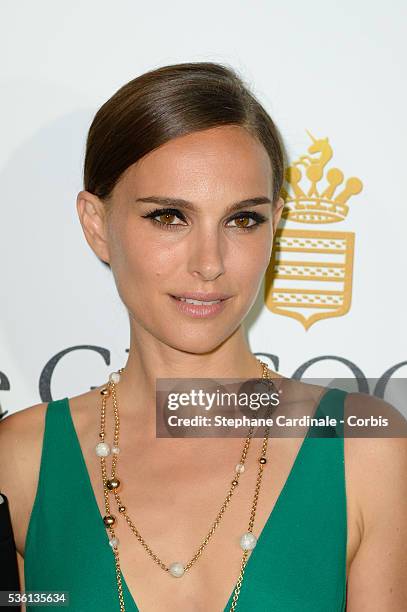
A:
346,394,407,610
0,403,47,556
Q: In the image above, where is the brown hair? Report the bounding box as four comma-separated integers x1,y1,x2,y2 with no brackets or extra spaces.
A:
84,61,286,205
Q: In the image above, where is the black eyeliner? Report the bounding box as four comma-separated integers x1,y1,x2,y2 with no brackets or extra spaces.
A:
141,207,268,231
142,207,187,221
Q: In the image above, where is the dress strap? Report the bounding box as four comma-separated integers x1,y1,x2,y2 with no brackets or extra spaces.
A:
308,387,347,438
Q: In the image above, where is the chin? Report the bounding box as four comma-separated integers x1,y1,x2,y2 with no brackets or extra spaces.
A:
158,331,226,356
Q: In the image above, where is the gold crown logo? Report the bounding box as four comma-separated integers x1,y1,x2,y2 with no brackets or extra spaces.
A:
281,130,363,224
265,130,363,329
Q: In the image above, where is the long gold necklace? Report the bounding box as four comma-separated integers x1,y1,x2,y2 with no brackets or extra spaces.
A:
96,359,277,611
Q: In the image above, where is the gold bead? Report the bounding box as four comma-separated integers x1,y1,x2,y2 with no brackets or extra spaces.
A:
100,387,110,396
231,479,239,486
103,514,116,527
259,457,267,464
119,505,126,513
106,477,121,491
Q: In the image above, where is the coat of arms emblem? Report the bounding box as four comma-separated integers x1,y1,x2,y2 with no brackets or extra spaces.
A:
265,131,363,330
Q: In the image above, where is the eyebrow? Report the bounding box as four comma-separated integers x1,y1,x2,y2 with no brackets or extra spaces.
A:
134,195,272,215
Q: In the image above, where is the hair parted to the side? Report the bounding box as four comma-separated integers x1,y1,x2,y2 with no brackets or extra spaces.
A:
84,62,286,206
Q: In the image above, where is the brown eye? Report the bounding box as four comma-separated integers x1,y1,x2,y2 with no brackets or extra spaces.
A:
234,216,251,228
142,207,188,229
225,211,268,232
228,215,256,229
158,213,177,225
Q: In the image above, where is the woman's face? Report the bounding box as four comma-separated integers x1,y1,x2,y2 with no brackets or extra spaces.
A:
83,125,284,353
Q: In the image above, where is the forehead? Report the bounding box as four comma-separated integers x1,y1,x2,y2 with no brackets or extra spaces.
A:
118,125,273,198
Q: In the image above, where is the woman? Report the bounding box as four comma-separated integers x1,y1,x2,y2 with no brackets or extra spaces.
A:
1,62,406,611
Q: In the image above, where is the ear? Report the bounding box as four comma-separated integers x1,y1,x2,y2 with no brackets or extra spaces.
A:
76,190,111,264
272,196,285,233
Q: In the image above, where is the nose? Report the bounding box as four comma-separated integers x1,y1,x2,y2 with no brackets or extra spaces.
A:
187,226,225,282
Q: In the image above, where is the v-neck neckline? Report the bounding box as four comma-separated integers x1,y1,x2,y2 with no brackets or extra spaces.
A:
63,387,332,611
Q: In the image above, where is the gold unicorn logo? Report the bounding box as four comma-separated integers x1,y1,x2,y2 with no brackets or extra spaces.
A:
265,131,363,330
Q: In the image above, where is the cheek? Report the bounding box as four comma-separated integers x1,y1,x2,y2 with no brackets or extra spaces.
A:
230,233,272,281
112,223,177,288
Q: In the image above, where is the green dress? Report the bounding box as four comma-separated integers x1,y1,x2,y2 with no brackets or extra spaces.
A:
25,388,348,611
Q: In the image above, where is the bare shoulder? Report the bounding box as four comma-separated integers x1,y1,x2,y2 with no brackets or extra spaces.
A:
0,401,49,486
343,391,407,532
0,387,103,557
342,391,407,609
0,401,49,555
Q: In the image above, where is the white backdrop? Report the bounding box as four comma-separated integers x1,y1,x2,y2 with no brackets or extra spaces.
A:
1,0,406,417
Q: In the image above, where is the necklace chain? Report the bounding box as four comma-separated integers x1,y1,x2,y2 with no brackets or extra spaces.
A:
97,359,277,611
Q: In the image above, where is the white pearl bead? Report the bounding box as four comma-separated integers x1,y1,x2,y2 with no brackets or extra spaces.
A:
95,442,111,457
169,562,185,577
109,371,121,384
240,532,257,551
111,446,121,455
109,537,120,549
235,463,245,474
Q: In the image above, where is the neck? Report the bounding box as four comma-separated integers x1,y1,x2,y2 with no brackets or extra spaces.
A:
112,320,277,440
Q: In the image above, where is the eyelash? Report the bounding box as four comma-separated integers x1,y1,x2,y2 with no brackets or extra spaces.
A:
141,207,268,232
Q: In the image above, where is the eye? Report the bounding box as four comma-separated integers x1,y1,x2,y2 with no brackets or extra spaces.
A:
226,211,268,232
141,207,187,230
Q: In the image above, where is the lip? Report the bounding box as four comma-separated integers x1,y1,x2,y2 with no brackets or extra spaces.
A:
171,291,232,301
169,294,231,318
